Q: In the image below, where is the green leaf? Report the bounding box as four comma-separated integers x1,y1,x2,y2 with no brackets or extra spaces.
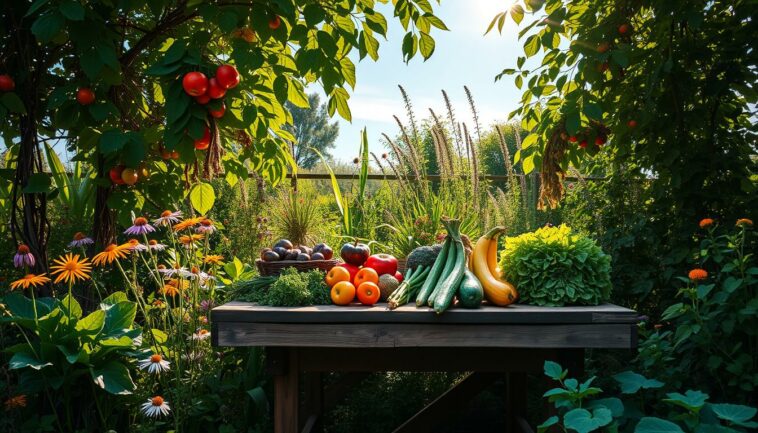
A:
22,173,52,194
59,0,85,21
524,34,541,57
26,0,50,17
91,361,135,395
76,309,106,335
1,92,27,114
587,398,624,417
5,293,53,320
31,12,64,42
611,50,629,68
563,408,612,433
189,182,215,215
99,129,129,153
710,403,757,427
9,352,53,370
61,294,82,319
663,390,709,412
101,291,128,305
635,417,684,433
102,301,137,337
543,360,564,380
538,416,559,433
247,386,268,413
522,154,535,174
613,371,664,394
510,4,525,24
419,31,435,59
329,88,352,122
583,103,602,120
566,111,581,135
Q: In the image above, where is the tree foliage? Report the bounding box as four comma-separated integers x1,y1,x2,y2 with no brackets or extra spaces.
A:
286,93,339,168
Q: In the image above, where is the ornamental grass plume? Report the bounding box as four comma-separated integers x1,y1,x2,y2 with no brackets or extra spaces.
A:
9,274,50,290
688,268,708,281
13,244,35,268
124,216,155,236
50,253,92,284
699,218,715,229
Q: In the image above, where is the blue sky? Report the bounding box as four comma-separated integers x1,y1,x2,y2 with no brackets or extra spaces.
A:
317,0,525,163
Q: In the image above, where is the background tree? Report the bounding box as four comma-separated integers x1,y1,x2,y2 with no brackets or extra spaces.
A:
286,93,339,168
0,0,447,283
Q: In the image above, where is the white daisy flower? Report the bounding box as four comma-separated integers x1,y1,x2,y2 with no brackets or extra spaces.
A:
138,354,171,374
140,396,171,418
191,329,211,341
148,240,166,251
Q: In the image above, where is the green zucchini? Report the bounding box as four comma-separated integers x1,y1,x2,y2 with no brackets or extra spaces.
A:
415,237,451,307
427,239,458,306
457,270,483,309
433,219,466,314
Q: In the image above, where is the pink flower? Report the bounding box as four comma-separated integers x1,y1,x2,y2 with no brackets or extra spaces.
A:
153,210,182,227
68,232,94,248
124,217,155,236
13,244,35,268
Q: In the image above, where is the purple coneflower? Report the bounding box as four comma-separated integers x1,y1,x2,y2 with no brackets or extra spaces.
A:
68,232,94,248
148,239,166,251
13,245,35,268
195,219,216,234
126,239,148,252
141,396,171,418
200,299,215,311
153,210,182,227
124,217,155,236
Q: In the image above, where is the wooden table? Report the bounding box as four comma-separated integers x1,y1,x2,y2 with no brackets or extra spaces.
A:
212,302,639,433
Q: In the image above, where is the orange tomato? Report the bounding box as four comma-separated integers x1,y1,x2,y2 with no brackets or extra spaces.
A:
356,282,380,306
354,267,379,286
330,281,356,305
325,266,351,287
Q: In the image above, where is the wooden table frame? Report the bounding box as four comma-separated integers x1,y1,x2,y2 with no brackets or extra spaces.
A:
212,302,638,433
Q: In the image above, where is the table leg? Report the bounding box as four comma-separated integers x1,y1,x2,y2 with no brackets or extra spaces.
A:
274,348,299,433
506,372,528,433
301,372,323,433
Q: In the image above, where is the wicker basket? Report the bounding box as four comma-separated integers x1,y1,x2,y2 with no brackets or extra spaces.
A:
255,259,339,276
396,258,407,274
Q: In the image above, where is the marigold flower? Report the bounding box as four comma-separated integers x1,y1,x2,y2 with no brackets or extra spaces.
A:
124,216,156,236
92,243,131,266
688,268,708,281
140,396,171,418
13,244,35,268
4,394,26,411
68,232,94,248
173,216,205,232
9,273,51,290
50,253,92,284
698,218,714,229
736,218,753,228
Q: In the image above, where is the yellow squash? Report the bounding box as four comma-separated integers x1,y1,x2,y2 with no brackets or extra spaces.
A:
472,227,518,306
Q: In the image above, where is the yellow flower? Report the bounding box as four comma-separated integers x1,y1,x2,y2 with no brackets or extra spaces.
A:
161,279,188,297
50,253,92,284
92,243,131,266
9,273,50,290
736,218,753,228
172,216,205,232
203,255,224,265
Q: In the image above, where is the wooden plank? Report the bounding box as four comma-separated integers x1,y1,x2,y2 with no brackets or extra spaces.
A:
299,347,556,372
212,302,639,325
274,348,299,433
214,322,635,349
393,372,500,433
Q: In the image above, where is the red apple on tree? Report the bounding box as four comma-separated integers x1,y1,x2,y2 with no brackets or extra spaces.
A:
182,71,208,96
627,120,637,128
268,16,281,30
0,74,15,92
364,254,398,276
76,88,95,105
209,102,226,119
194,127,211,150
195,94,211,104
207,77,226,99
109,165,126,185
121,168,138,185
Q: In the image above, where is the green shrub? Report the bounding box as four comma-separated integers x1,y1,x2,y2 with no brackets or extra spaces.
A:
500,224,611,306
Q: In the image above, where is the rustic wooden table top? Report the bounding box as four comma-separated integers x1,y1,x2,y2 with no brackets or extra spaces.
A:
211,302,639,349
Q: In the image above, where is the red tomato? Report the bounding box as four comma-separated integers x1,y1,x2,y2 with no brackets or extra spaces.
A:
76,88,95,105
194,127,211,150
336,263,360,285
394,271,404,283
364,254,398,276
209,102,226,119
0,74,15,92
356,282,380,306
109,165,125,185
207,77,226,99
182,71,208,96
215,65,240,89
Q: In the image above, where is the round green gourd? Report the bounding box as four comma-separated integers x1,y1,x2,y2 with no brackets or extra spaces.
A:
457,270,483,308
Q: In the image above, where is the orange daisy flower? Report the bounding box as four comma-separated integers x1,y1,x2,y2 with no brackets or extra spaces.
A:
92,243,131,266
161,279,189,297
9,273,50,290
4,394,26,411
736,218,753,228
178,234,204,248
172,216,205,232
698,218,714,229
203,255,224,265
50,253,92,284
688,268,708,281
